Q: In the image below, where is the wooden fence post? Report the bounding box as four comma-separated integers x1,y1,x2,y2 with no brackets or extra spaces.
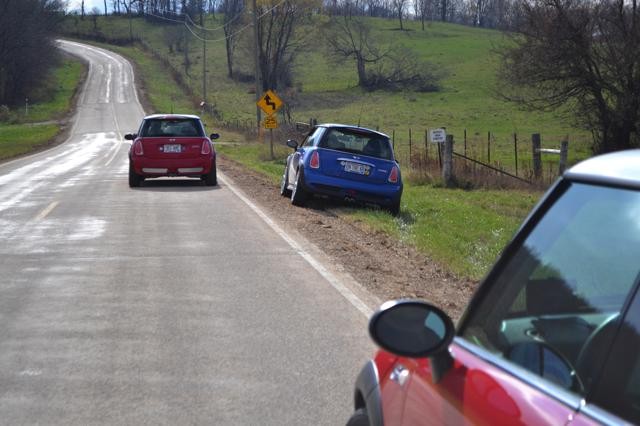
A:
392,129,395,151
559,139,569,175
514,133,518,177
464,129,467,156
443,135,454,186
532,133,542,180
424,130,429,163
487,131,491,164
409,128,412,163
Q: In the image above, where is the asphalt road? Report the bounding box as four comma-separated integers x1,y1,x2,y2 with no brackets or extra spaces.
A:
0,40,374,425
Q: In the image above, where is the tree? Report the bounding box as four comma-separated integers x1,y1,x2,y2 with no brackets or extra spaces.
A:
220,0,244,78
392,0,407,29
325,15,387,87
254,0,319,90
498,0,640,154
325,14,444,91
0,0,65,106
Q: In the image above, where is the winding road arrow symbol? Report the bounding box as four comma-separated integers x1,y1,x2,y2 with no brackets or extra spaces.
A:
264,94,277,111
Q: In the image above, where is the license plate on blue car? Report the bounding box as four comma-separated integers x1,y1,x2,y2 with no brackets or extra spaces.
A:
344,162,370,175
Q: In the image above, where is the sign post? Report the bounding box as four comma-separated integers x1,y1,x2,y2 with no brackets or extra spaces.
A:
429,128,446,144
257,90,284,159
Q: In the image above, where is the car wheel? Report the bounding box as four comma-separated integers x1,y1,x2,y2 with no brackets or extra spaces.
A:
129,162,142,188
387,199,401,216
290,168,308,206
280,168,291,197
346,408,370,426
204,166,217,186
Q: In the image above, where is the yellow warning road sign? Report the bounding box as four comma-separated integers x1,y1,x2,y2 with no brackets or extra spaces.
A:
264,116,278,129
257,90,283,115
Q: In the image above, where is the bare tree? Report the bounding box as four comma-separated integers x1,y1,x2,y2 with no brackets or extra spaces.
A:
325,15,387,87
221,0,244,78
255,0,319,90
392,0,407,29
498,0,640,153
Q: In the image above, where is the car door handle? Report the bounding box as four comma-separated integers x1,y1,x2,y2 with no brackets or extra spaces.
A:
390,364,410,387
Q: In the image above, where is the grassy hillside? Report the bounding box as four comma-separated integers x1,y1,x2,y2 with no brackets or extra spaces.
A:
0,57,85,161
61,15,591,163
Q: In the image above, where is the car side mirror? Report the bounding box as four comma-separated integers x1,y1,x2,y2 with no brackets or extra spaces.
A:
210,133,220,140
369,300,455,383
124,133,136,140
286,139,298,150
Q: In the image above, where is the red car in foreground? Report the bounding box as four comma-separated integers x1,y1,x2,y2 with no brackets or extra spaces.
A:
350,150,640,425
126,114,219,187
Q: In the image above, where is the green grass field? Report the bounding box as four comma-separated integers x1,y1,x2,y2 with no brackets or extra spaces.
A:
0,57,85,160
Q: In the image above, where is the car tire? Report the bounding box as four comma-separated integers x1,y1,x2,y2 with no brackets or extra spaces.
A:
280,168,291,197
387,199,401,216
204,166,217,186
346,408,370,426
129,162,142,188
291,168,308,206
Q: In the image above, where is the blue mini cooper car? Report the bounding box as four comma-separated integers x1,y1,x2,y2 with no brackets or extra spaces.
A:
280,124,403,215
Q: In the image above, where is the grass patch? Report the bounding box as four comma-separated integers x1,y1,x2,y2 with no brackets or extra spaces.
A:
0,57,85,160
0,124,60,160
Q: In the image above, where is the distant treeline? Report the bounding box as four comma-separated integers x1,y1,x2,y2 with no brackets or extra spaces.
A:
88,0,523,31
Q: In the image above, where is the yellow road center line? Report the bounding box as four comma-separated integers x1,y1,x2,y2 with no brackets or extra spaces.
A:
34,201,59,222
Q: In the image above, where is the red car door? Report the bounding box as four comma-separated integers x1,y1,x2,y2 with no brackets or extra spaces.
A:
397,340,582,425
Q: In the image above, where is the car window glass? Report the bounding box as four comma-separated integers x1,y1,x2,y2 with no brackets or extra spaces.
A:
141,118,203,137
590,290,640,423
317,129,393,160
302,128,322,147
461,183,640,397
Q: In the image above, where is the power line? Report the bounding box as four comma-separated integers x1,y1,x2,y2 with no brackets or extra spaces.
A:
184,10,243,32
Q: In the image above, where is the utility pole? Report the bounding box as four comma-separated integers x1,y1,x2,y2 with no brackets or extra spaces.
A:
252,0,262,128
202,36,207,105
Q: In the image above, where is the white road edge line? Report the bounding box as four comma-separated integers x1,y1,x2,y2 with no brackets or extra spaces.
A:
218,172,373,318
33,201,59,222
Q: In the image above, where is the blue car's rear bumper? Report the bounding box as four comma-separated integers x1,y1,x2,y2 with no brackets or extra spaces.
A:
302,168,402,207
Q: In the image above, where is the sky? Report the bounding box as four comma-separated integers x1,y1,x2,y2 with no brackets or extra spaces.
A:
67,0,109,13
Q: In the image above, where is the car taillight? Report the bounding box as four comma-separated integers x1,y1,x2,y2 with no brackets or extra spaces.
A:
133,139,144,156
310,151,320,169
201,140,212,155
388,165,399,183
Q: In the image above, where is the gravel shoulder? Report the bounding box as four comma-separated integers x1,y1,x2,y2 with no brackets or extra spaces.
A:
218,155,478,321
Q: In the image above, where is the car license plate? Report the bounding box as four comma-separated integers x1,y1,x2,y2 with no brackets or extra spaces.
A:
163,144,181,153
344,162,370,175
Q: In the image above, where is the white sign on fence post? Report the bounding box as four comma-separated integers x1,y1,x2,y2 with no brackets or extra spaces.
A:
430,128,446,144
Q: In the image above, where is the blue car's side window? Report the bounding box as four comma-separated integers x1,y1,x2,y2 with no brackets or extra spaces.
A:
302,128,323,148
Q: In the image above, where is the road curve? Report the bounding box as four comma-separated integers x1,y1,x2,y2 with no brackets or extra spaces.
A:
0,40,373,424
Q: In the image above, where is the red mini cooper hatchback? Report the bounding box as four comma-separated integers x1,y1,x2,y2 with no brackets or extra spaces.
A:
350,150,640,425
126,114,219,187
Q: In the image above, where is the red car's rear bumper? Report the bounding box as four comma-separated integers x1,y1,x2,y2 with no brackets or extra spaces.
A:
131,156,214,177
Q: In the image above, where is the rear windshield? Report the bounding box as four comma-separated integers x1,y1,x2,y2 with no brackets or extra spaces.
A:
140,118,204,137
318,128,393,160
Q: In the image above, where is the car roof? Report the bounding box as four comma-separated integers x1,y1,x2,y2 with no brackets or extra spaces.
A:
144,114,201,120
318,123,390,139
565,149,640,189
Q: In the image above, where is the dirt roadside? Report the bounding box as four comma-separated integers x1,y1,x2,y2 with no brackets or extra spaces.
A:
217,155,478,321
